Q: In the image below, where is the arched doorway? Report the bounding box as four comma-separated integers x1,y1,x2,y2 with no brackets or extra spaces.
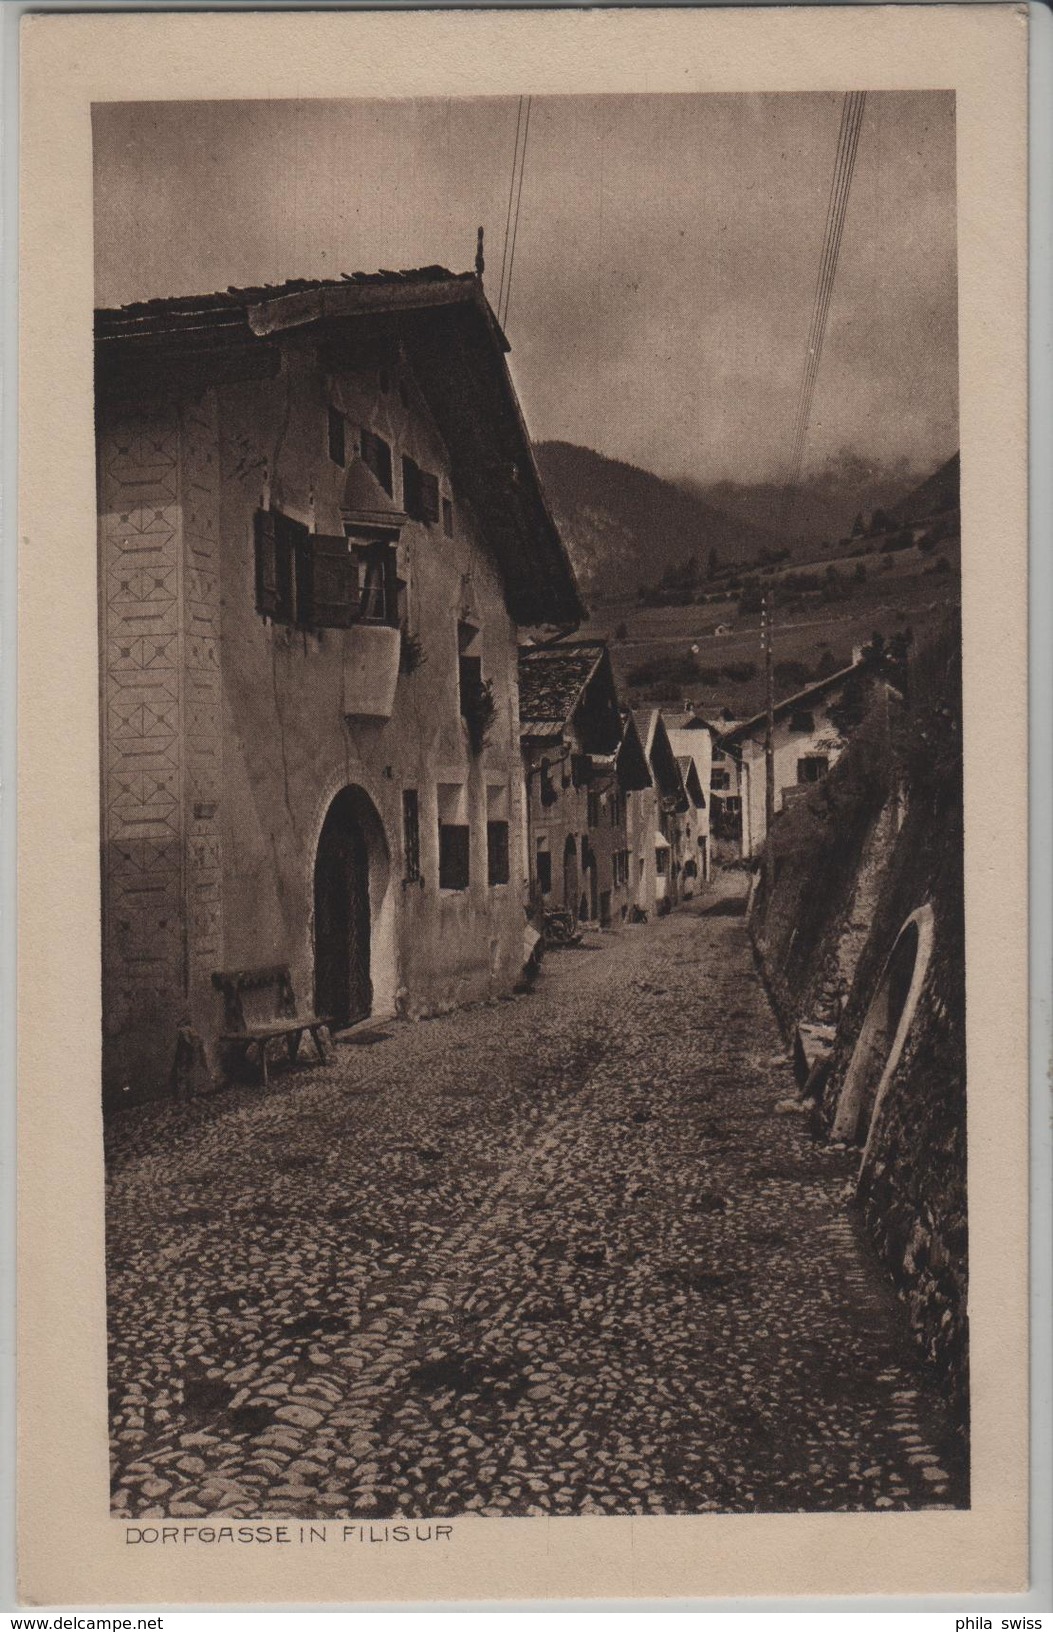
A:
832,904,935,1152
314,787,377,1028
563,836,579,918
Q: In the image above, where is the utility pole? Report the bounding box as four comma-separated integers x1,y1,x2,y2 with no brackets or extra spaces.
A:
762,590,776,893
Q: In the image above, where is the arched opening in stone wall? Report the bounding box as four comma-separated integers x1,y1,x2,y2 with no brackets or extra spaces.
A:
313,785,394,1029
832,904,935,1152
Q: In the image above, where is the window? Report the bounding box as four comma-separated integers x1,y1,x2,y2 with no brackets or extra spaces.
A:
438,784,469,891
327,406,346,467
255,510,404,630
254,508,303,622
790,709,815,734
352,541,399,625
711,768,731,790
539,759,557,808
486,786,510,886
571,754,591,789
797,755,830,785
487,822,510,886
403,455,440,524
609,786,625,827
536,839,552,895
442,497,454,537
587,789,602,829
361,430,393,496
656,848,669,877
712,747,727,763
402,789,421,883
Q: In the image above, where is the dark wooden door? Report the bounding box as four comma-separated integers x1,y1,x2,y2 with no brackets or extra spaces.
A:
314,796,372,1028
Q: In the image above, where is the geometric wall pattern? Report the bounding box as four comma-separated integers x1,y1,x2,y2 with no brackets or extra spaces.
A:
99,398,223,1090
180,397,224,1003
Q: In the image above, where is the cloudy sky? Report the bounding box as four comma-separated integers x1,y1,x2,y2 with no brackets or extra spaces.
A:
93,92,958,487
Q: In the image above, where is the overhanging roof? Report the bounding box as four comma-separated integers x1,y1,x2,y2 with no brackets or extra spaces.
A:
718,660,866,747
95,267,585,629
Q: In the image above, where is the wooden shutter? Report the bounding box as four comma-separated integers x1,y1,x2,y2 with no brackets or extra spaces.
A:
300,533,359,628
419,469,440,525
255,509,298,620
362,430,393,496
402,455,421,519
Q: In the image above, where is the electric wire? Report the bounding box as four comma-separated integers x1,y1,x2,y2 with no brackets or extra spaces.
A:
496,98,525,323
779,92,867,537
501,96,532,329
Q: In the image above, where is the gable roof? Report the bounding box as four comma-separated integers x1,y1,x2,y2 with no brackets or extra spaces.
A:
616,712,653,792
518,640,614,743
718,659,867,747
95,266,584,629
676,755,706,808
633,709,688,810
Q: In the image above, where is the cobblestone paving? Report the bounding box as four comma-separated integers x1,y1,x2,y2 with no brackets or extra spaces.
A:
106,874,966,1519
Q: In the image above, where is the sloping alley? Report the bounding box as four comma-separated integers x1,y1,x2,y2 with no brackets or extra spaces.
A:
106,875,965,1519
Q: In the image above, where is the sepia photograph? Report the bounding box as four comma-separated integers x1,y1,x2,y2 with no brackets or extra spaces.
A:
90,84,971,1527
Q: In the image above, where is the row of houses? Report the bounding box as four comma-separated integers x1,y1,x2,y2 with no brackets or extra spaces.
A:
518,642,710,932
95,263,719,1103
95,259,868,1102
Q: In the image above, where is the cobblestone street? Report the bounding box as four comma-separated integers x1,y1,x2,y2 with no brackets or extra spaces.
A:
106,873,966,1519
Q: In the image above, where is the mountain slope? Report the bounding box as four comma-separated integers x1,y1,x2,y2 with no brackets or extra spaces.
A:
533,441,778,600
890,452,959,525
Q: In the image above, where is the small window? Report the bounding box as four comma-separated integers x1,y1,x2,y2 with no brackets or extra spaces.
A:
656,848,669,877
587,789,602,829
711,768,731,790
487,823,510,886
536,839,552,895
797,755,830,785
361,429,393,496
352,540,399,625
571,754,591,788
539,759,557,808
327,406,346,467
442,497,454,537
439,823,470,890
790,709,815,734
402,789,421,883
486,785,510,886
438,784,469,891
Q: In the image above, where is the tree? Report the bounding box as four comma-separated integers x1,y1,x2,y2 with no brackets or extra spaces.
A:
614,621,628,641
869,507,891,537
851,512,865,537
854,560,867,583
707,546,719,581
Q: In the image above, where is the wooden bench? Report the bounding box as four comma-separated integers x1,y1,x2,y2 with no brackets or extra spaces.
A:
211,965,332,1087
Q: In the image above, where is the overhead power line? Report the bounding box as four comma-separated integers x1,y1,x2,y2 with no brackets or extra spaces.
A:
497,98,525,323
779,91,867,536
499,96,532,330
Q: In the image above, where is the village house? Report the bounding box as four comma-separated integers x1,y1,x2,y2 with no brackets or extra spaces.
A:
665,704,714,886
717,660,869,859
628,710,690,915
519,640,650,927
95,265,583,1102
